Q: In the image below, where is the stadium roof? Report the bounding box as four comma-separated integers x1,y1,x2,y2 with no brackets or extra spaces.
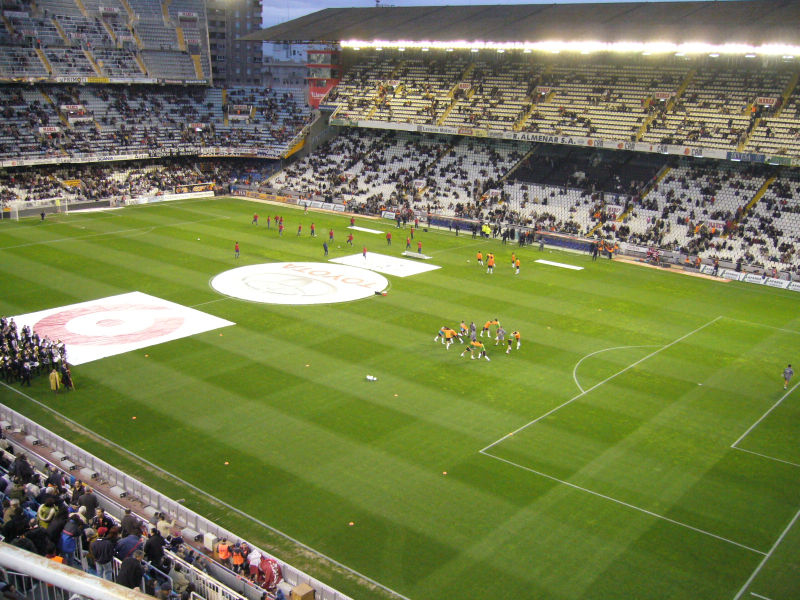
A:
243,1,800,47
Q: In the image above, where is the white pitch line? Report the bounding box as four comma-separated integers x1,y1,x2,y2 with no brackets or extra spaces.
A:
733,506,800,600
190,298,230,308
732,446,800,469
481,316,722,453
721,317,800,336
750,593,776,600
0,216,226,251
480,450,766,555
731,382,800,449
572,345,659,393
0,382,412,600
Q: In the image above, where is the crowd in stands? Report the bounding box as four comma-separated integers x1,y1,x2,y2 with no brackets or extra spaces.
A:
0,160,224,206
0,0,211,81
0,441,287,599
0,84,311,161
327,49,800,158
270,128,800,276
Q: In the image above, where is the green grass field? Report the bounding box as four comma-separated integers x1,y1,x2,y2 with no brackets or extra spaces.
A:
1,197,799,600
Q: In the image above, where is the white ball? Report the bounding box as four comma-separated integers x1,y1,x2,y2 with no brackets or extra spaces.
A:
197,238,200,240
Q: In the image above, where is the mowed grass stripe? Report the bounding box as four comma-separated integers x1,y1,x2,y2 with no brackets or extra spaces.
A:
3,199,799,600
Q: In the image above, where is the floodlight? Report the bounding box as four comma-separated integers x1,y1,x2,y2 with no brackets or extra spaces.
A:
470,48,479,53
709,53,720,58
398,47,405,51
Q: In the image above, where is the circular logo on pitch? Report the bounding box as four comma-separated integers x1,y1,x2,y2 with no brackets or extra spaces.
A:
211,262,388,305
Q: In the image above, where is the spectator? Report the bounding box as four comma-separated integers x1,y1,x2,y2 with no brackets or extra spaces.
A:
170,563,190,595
90,526,115,581
76,486,98,514
116,549,145,589
143,527,166,567
120,507,141,537
114,529,142,560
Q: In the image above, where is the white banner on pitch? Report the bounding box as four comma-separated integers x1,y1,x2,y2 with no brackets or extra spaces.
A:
12,292,234,365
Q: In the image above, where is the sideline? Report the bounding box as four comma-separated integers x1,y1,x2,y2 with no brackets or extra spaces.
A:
0,382,412,600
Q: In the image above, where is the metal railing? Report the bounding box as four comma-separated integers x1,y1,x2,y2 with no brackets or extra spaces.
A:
0,403,359,600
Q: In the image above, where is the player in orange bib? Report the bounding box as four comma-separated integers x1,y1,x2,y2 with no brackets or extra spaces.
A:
476,251,483,265
515,257,520,275
507,331,521,353
486,253,495,274
480,319,499,337
460,339,490,361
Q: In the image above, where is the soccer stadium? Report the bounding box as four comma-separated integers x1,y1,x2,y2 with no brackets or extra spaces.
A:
0,1,799,599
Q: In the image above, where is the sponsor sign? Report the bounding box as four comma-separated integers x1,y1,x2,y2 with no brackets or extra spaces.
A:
308,80,338,109
11,292,233,365
413,179,426,189
534,86,552,94
605,204,623,218
720,269,742,280
175,183,214,194
788,282,800,293
727,151,765,163
39,126,61,134
743,273,766,284
756,97,777,106
381,210,396,220
99,6,120,14
765,277,789,289
61,104,85,111
178,11,198,18
654,91,674,100
457,82,471,90
706,219,726,230
331,252,440,278
211,262,388,305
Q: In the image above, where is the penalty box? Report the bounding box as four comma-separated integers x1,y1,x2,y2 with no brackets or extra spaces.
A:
483,317,800,552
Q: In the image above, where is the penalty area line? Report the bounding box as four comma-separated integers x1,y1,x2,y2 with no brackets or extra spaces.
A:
732,506,800,600
480,450,766,556
731,381,800,449
0,381,413,600
481,316,722,453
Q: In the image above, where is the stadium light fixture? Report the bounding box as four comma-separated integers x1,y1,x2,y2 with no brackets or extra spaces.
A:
470,48,479,53
421,47,429,52
709,53,720,58
340,39,800,57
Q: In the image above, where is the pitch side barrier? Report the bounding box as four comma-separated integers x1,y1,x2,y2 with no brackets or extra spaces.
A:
0,404,356,600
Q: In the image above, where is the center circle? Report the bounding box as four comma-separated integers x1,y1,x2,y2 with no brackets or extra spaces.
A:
210,262,388,305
